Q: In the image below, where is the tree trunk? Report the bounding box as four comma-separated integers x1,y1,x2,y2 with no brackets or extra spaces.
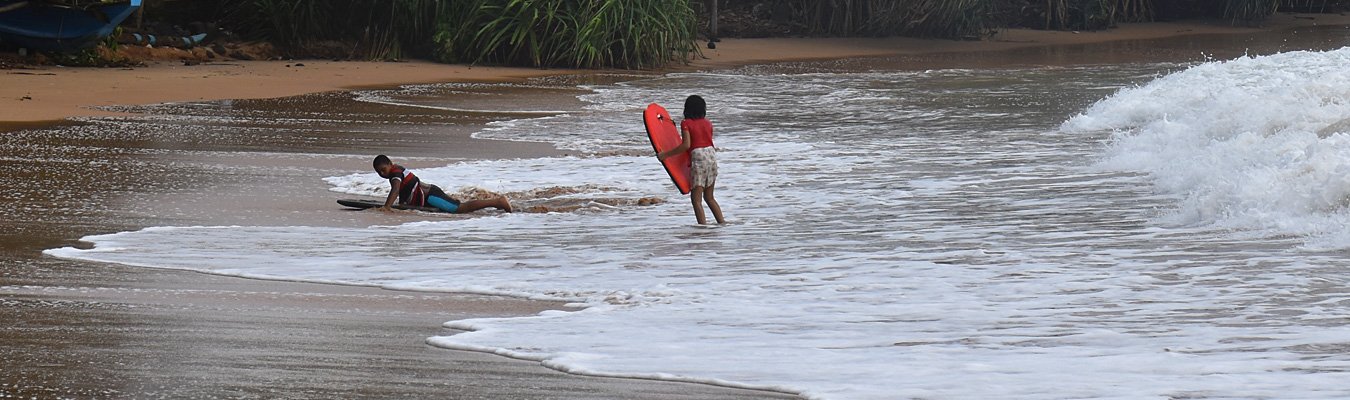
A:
709,0,718,38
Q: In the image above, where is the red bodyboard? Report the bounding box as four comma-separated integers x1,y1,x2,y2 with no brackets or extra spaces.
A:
643,103,692,194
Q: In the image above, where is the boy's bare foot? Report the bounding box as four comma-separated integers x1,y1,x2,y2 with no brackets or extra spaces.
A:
500,197,513,213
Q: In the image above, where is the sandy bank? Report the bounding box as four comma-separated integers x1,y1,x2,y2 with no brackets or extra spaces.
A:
690,12,1350,67
1,61,566,123
5,12,1348,124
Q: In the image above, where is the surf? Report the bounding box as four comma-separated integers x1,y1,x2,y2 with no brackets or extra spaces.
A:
1064,47,1350,249
46,55,1350,399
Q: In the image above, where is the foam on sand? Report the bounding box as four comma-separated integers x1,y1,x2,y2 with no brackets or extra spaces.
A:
48,53,1350,399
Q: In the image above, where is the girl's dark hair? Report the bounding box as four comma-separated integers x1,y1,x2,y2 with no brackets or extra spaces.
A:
373,154,391,169
683,95,706,119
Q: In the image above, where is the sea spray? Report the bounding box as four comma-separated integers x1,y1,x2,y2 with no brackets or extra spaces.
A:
1064,47,1350,246
47,61,1350,399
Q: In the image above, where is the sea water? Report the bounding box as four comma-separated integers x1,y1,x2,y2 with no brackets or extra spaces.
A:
47,49,1350,398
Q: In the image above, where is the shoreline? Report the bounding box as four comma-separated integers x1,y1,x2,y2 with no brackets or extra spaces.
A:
0,67,801,398
5,12,1350,125
3,255,799,399
6,13,1350,399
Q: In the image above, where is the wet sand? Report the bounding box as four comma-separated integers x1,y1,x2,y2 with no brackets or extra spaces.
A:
4,16,1350,399
0,87,799,398
3,256,796,399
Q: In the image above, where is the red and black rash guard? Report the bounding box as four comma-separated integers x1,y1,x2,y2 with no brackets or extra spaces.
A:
381,164,426,206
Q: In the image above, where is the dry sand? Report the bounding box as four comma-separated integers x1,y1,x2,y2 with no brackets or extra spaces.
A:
5,13,1349,124
1,61,566,122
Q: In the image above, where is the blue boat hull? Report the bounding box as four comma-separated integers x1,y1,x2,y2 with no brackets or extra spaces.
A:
0,0,142,51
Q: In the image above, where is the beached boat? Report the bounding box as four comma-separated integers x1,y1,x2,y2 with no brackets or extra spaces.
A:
0,0,142,51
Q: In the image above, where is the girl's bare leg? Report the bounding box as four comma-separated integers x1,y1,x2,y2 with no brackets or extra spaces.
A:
704,184,725,224
690,186,708,225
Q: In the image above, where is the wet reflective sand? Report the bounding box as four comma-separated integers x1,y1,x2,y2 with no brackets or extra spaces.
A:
0,87,793,398
3,256,797,399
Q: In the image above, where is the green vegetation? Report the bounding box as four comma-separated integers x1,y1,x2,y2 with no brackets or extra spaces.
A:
1034,0,1154,30
1007,0,1329,29
783,0,991,39
223,0,461,60
222,0,698,68
131,0,1343,68
708,0,1336,41
1221,0,1281,21
433,0,699,69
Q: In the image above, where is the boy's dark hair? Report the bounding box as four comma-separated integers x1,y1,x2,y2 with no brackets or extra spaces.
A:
373,155,392,169
683,95,706,119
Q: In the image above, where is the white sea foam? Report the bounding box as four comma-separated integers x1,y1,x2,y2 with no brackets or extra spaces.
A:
354,82,581,114
48,57,1350,398
1064,48,1350,248
324,156,662,198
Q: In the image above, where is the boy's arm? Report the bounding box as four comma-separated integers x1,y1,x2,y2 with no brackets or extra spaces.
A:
381,178,401,211
657,127,693,161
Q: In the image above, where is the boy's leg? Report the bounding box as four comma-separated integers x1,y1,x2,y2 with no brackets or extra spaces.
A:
425,195,460,213
455,196,513,214
690,186,708,225
422,185,459,212
704,184,725,224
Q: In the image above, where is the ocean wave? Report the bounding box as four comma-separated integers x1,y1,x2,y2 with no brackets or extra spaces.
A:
1064,47,1350,248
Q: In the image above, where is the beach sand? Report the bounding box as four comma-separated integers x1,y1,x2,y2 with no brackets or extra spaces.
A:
0,91,799,398
2,255,797,399
1,61,566,123
3,13,1350,399
5,12,1349,124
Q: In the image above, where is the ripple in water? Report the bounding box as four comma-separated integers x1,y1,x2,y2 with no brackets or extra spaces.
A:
49,51,1350,399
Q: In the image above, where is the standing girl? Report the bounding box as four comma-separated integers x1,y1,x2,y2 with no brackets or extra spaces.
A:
658,95,726,225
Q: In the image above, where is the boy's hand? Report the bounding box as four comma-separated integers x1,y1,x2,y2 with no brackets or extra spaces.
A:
657,152,668,161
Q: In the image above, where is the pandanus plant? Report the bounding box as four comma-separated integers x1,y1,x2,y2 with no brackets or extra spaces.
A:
230,0,700,68
445,0,700,69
